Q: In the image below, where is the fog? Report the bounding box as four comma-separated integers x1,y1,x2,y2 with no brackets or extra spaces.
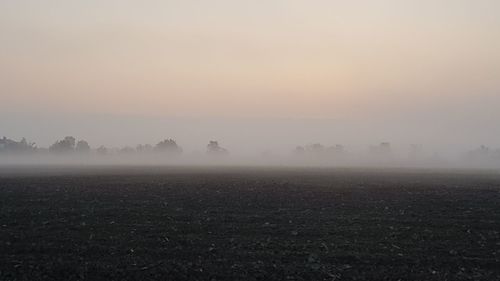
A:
1,113,499,169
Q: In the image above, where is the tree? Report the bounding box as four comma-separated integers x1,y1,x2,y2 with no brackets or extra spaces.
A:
96,146,108,155
136,144,153,153
466,145,491,161
49,136,76,154
155,139,182,154
76,140,90,153
327,144,344,154
294,146,305,155
307,143,325,154
369,142,391,155
0,137,36,153
207,141,228,155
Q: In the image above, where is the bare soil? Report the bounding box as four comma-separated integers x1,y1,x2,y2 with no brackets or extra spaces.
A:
1,167,500,280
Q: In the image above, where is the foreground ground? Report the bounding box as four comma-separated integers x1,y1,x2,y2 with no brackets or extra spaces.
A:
0,166,500,280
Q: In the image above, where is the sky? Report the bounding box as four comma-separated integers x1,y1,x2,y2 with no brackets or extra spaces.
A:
1,1,500,153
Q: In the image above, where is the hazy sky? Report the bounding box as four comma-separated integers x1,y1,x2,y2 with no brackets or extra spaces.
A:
1,1,500,151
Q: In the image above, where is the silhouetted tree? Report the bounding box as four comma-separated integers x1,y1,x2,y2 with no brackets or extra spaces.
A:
369,142,391,155
0,137,36,153
76,140,90,153
327,144,345,154
49,136,76,154
294,146,305,155
306,143,325,154
155,139,182,154
466,145,491,161
207,141,228,155
96,146,108,155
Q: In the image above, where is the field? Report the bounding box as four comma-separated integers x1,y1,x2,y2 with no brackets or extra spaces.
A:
1,166,500,280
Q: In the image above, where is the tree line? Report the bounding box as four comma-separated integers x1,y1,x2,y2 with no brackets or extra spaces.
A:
2,136,500,162
0,136,228,156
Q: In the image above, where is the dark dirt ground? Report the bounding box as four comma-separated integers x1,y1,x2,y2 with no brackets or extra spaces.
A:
1,166,500,280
